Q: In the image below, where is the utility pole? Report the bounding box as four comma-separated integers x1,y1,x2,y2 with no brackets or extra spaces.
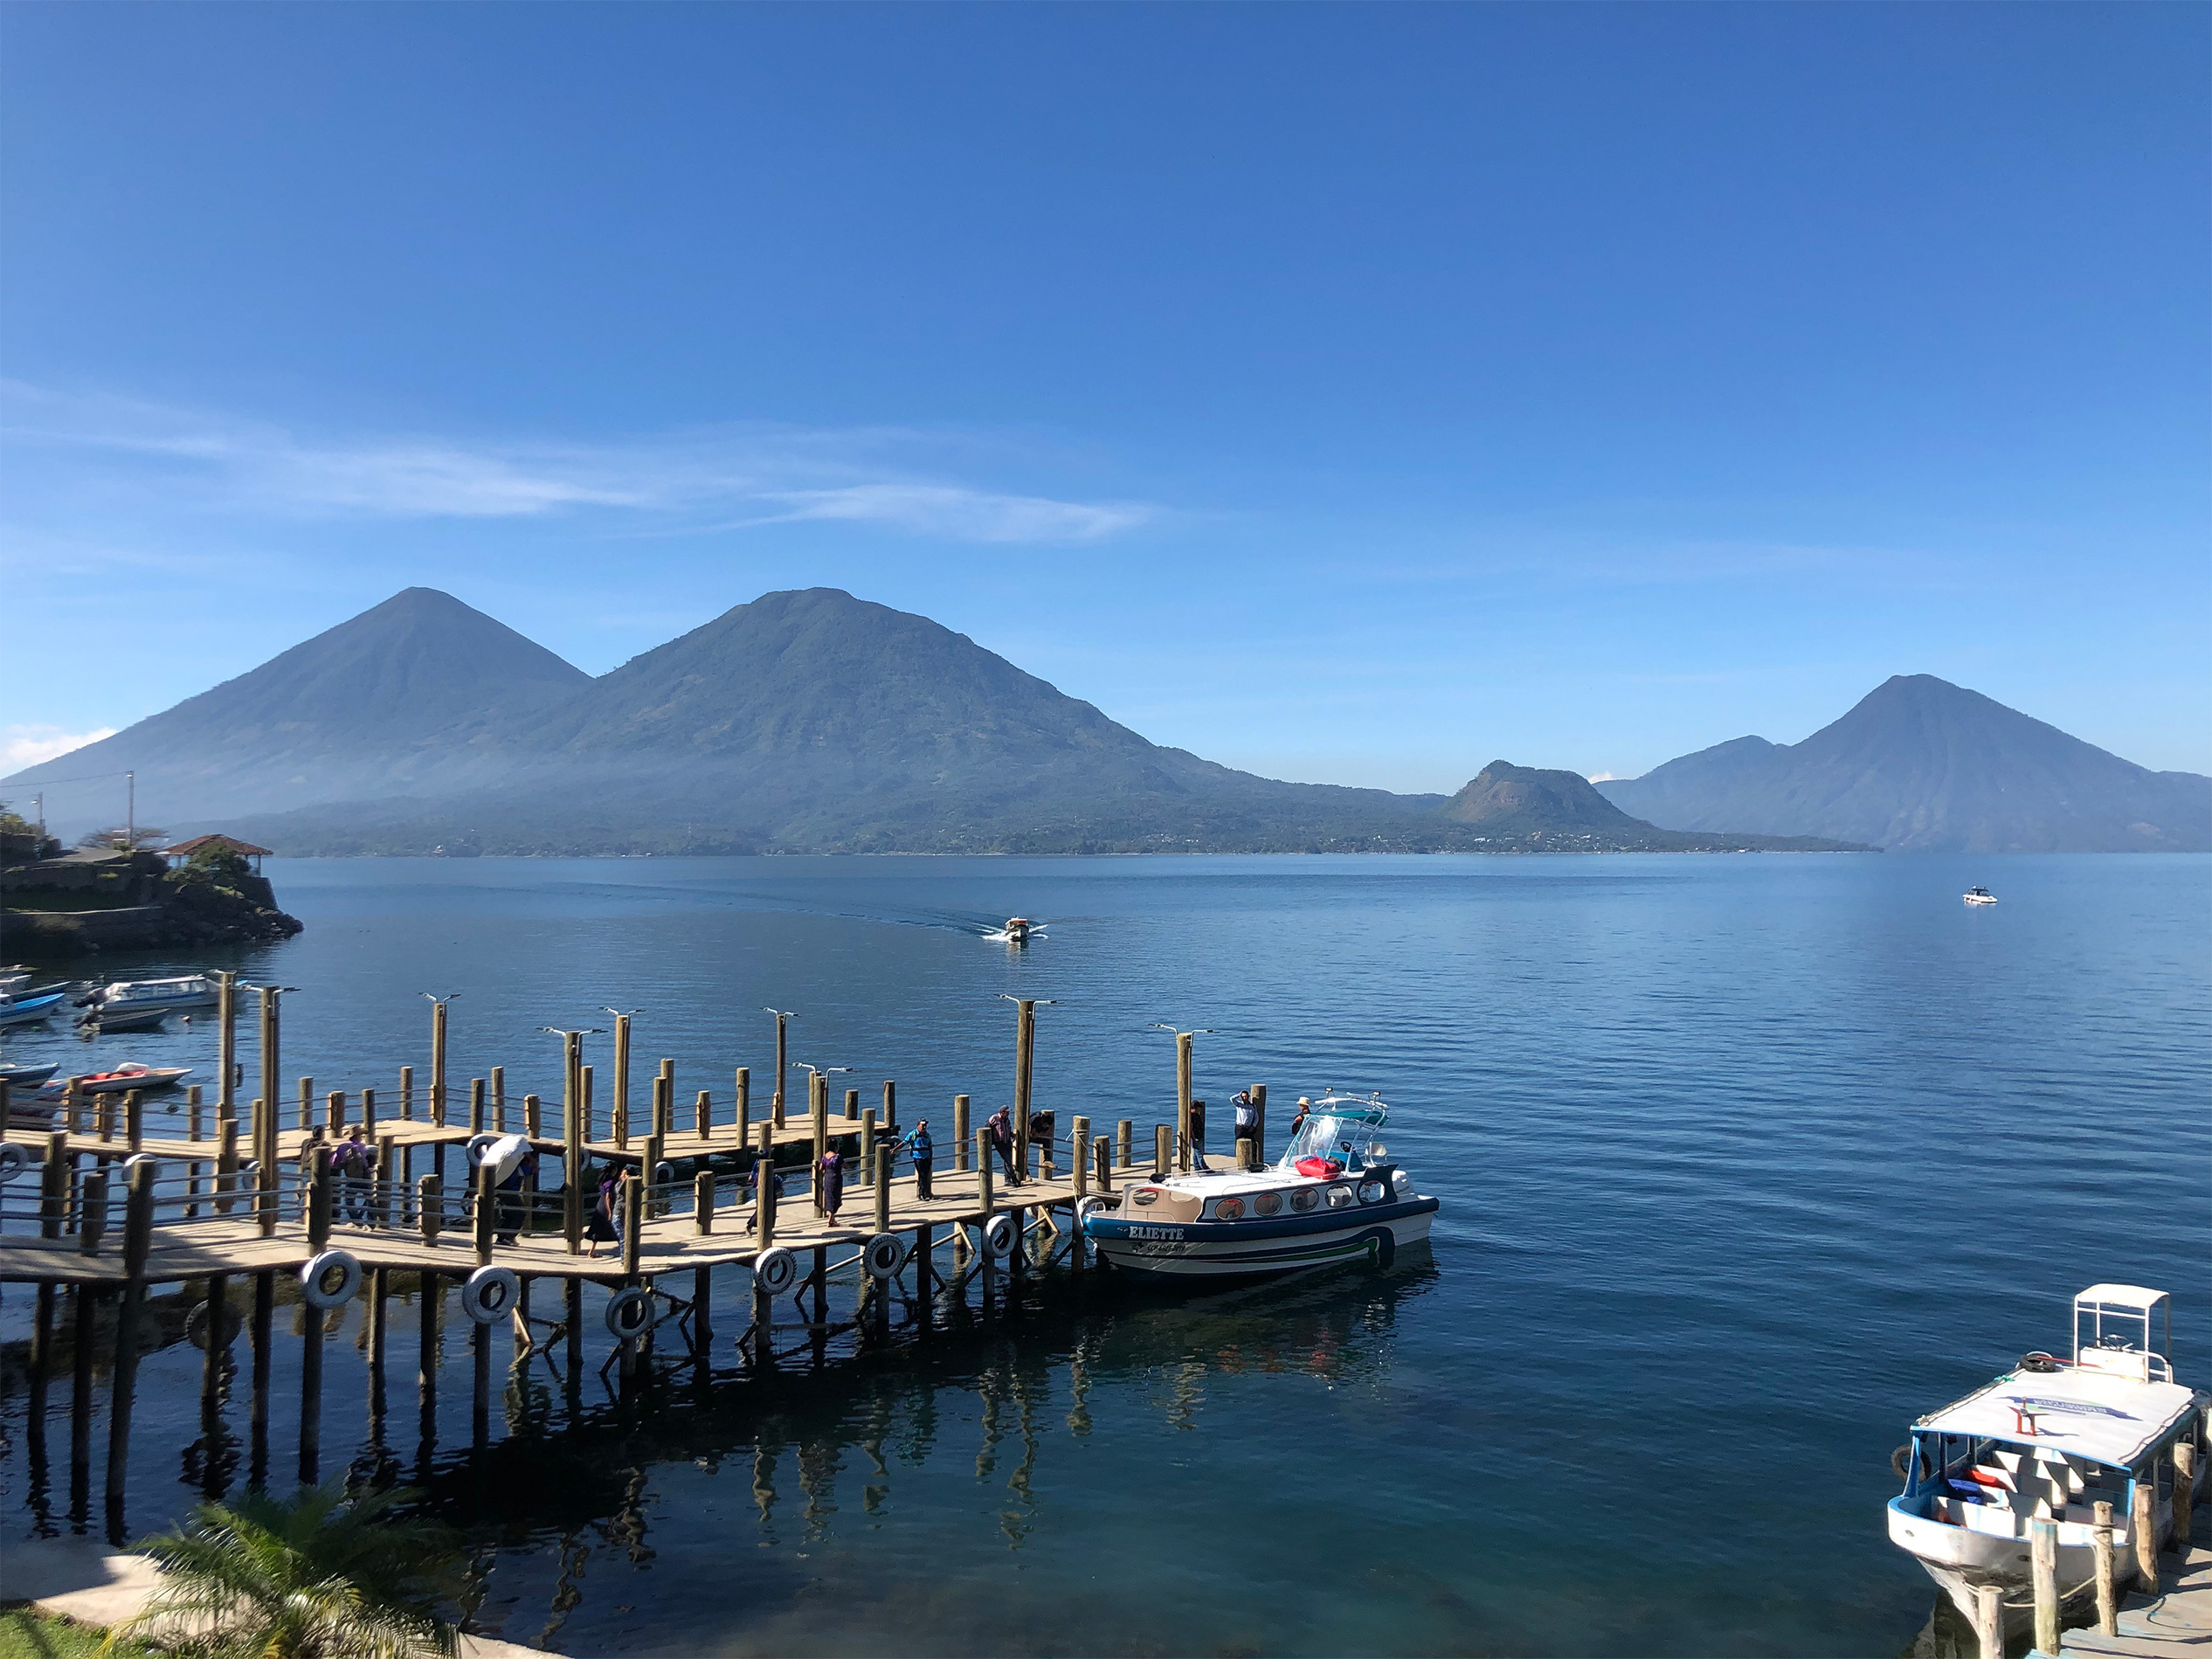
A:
764,1008,798,1129
1001,996,1057,1175
1151,1024,1214,1172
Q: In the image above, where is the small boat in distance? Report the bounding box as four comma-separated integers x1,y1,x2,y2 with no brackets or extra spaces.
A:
1884,1285,2203,1634
1963,887,1997,906
992,916,1043,944
1081,1091,1438,1280
0,1060,60,1089
77,973,221,1020
0,989,68,1029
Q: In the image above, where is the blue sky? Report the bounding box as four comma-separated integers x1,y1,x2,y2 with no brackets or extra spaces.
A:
3,2,2206,792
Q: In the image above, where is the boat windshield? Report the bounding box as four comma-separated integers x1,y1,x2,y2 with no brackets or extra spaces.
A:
1279,1098,1388,1172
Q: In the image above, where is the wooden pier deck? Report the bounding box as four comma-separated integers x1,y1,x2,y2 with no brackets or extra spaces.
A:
2054,1517,2211,1659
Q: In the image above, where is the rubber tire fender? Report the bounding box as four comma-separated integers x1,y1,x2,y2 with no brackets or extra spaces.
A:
460,1265,519,1326
299,1249,363,1310
465,1133,501,1171
981,1213,1016,1261
185,1298,243,1351
754,1245,798,1296
1892,1444,1913,1482
604,1285,653,1339
0,1142,28,1181
862,1233,909,1282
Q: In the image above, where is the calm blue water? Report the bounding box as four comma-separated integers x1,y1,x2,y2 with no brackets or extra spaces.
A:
3,854,2206,1656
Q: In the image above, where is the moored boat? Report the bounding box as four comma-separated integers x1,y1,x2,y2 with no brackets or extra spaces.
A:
0,1060,60,1089
1885,1285,2207,1632
1081,1092,1437,1280
77,973,220,1020
71,1062,193,1096
1963,887,1997,906
0,989,69,1028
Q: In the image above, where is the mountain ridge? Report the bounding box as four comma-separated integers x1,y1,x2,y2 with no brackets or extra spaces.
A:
1596,674,2210,852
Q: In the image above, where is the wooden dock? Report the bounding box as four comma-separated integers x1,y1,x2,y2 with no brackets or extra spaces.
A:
2053,1514,2211,1659
0,982,1274,1543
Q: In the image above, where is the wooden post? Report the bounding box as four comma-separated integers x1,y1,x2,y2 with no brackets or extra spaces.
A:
2031,1516,2060,1657
2176,1441,2197,1547
214,1117,238,1214
881,1078,896,1130
79,1168,107,1255
1251,1082,1267,1163
861,1108,877,1183
658,1059,675,1138
526,1092,542,1139
104,1158,156,1524
469,1077,486,1134
1072,1116,1089,1200
249,1271,273,1475
695,1089,712,1139
362,1086,377,1137
71,1283,97,1490
2093,1499,2119,1635
811,1074,828,1213
329,1089,346,1134
257,986,281,1155
772,1013,788,1128
643,1134,664,1219
1175,1031,1193,1172
581,1065,595,1147
563,1033,584,1255
399,1063,414,1120
756,1130,777,1248
430,998,449,1126
874,1140,890,1234
216,971,237,1117
1154,1123,1172,1179
1095,1136,1113,1195
621,1173,643,1276
492,1066,506,1133
124,1089,143,1150
419,1174,441,1244
695,1170,715,1234
1972,1583,2002,1659
378,1133,397,1227
367,1266,388,1418
978,1130,995,1216
2134,1476,2160,1593
954,1096,971,1172
735,1068,750,1141
186,1083,204,1213
474,1164,496,1265
647,1072,667,1147
1117,1119,1133,1170
695,1264,713,1349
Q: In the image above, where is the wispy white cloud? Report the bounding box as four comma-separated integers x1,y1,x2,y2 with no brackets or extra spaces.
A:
2,724,117,770
0,382,1152,544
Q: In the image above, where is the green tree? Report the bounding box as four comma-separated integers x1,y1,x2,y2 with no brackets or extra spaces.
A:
113,1484,467,1659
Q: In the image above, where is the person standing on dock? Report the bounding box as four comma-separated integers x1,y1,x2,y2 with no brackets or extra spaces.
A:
988,1105,1022,1186
903,1117,934,1199
1186,1097,1208,1169
1232,1090,1258,1165
296,1124,329,1184
587,1165,620,1257
817,1146,846,1226
336,1127,375,1225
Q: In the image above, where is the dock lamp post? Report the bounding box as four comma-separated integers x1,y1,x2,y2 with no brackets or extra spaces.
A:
1000,995,1059,1174
419,993,460,1127
763,1008,799,1129
795,1063,850,1213
1149,1025,1215,1172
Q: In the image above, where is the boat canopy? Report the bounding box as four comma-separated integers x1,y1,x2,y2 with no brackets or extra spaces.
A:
1912,1364,2196,1471
1279,1096,1390,1170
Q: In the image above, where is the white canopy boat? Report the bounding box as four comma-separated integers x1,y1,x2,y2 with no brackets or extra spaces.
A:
78,974,221,1020
1080,1092,1438,1280
1885,1285,2207,1632
1963,887,1997,906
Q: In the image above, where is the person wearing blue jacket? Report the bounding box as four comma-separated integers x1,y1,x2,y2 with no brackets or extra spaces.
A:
902,1118,934,1199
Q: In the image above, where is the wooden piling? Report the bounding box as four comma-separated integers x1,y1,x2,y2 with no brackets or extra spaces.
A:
2134,1476,2160,1593
125,1089,143,1151
216,1118,238,1214
1013,999,1036,1171
2093,1499,2118,1635
418,1271,439,1407
1154,1124,1171,1178
1252,1082,1268,1163
658,1059,675,1138
695,1170,715,1235
300,1288,324,1487
563,1033,585,1255
419,1174,441,1244
526,1092,542,1139
812,1074,828,1212
368,1267,388,1417
430,998,449,1125
249,1272,273,1462
2177,1441,2197,1546
695,1264,713,1349
70,1285,96,1489
378,1133,397,1227
874,1142,890,1234
881,1078,896,1130
1072,1116,1089,1201
1175,1031,1193,1172
104,1159,156,1524
400,1063,414,1120
612,1013,632,1147
474,1164,496,1265
363,1086,377,1137
695,1089,712,1138
1095,1136,1112,1195
1972,1583,2002,1659
954,1096,971,1171
187,1086,204,1214
1117,1119,1133,1169
772,1015,788,1129
328,1089,343,1134
2030,1516,2060,1657
492,1066,506,1133
216,971,237,1117
470,1077,486,1133
735,1068,750,1141
861,1107,877,1183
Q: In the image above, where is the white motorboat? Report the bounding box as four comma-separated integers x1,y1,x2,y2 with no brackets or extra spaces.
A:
78,973,220,1019
1885,1285,2206,1632
1963,887,1997,906
1081,1092,1437,1280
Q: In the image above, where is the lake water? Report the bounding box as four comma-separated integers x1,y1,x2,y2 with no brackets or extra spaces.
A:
3,854,2206,1656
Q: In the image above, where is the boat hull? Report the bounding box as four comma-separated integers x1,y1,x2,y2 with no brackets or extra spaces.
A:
1885,1496,2164,1629
1085,1196,1436,1280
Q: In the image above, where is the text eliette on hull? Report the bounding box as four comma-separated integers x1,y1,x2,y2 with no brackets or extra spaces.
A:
1080,1092,1438,1280
1885,1285,2209,1635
